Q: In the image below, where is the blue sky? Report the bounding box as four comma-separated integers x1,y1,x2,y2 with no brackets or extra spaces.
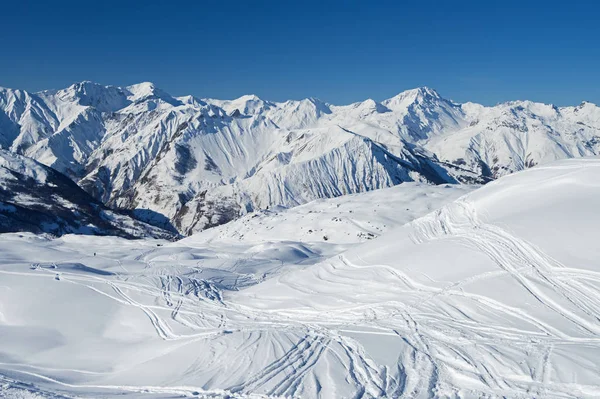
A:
2,0,599,105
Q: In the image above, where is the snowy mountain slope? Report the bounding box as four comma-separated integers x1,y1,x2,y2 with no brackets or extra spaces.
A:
0,182,468,398
73,86,479,234
170,126,480,234
0,149,173,238
1,81,599,235
0,82,184,178
1,159,599,398
426,100,600,178
326,87,468,142
234,157,600,398
184,182,475,245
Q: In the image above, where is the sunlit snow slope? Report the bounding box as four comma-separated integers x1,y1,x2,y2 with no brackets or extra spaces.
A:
237,158,600,398
1,159,599,398
0,184,471,398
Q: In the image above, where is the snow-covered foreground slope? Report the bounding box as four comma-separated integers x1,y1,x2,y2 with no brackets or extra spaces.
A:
2,81,598,235
0,184,471,398
2,159,600,398
236,158,600,398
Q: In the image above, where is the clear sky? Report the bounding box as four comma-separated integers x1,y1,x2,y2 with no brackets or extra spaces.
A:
2,0,599,106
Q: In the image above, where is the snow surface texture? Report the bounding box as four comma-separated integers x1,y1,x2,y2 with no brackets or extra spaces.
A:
2,82,598,234
0,183,470,398
2,159,600,398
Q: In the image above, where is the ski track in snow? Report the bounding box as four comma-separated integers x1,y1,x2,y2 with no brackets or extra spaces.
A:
2,167,600,398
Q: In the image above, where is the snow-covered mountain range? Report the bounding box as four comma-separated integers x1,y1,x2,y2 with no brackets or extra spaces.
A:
1,81,599,235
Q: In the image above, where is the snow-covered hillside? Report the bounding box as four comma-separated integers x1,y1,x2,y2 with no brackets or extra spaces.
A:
0,149,173,238
189,182,474,245
235,158,600,398
1,159,599,398
0,182,469,398
3,82,598,234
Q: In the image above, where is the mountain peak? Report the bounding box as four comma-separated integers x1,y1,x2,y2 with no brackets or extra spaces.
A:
237,94,262,102
391,86,441,101
71,80,103,88
126,82,159,98
125,82,181,106
407,86,440,97
55,81,130,112
67,80,114,92
214,94,273,115
382,87,444,112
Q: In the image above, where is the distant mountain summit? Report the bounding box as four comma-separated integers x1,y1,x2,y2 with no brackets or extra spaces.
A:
1,82,599,235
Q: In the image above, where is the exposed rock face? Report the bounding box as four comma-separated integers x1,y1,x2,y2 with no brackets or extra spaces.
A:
0,149,174,238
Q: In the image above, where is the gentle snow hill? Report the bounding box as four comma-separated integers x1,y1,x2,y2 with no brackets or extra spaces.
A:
186,182,475,246
236,157,600,398
0,182,469,398
0,149,173,238
9,81,600,235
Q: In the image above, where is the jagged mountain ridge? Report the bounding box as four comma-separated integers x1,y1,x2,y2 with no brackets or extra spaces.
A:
1,81,599,235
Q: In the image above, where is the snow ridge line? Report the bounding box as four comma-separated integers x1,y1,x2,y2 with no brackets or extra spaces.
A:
409,200,600,336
